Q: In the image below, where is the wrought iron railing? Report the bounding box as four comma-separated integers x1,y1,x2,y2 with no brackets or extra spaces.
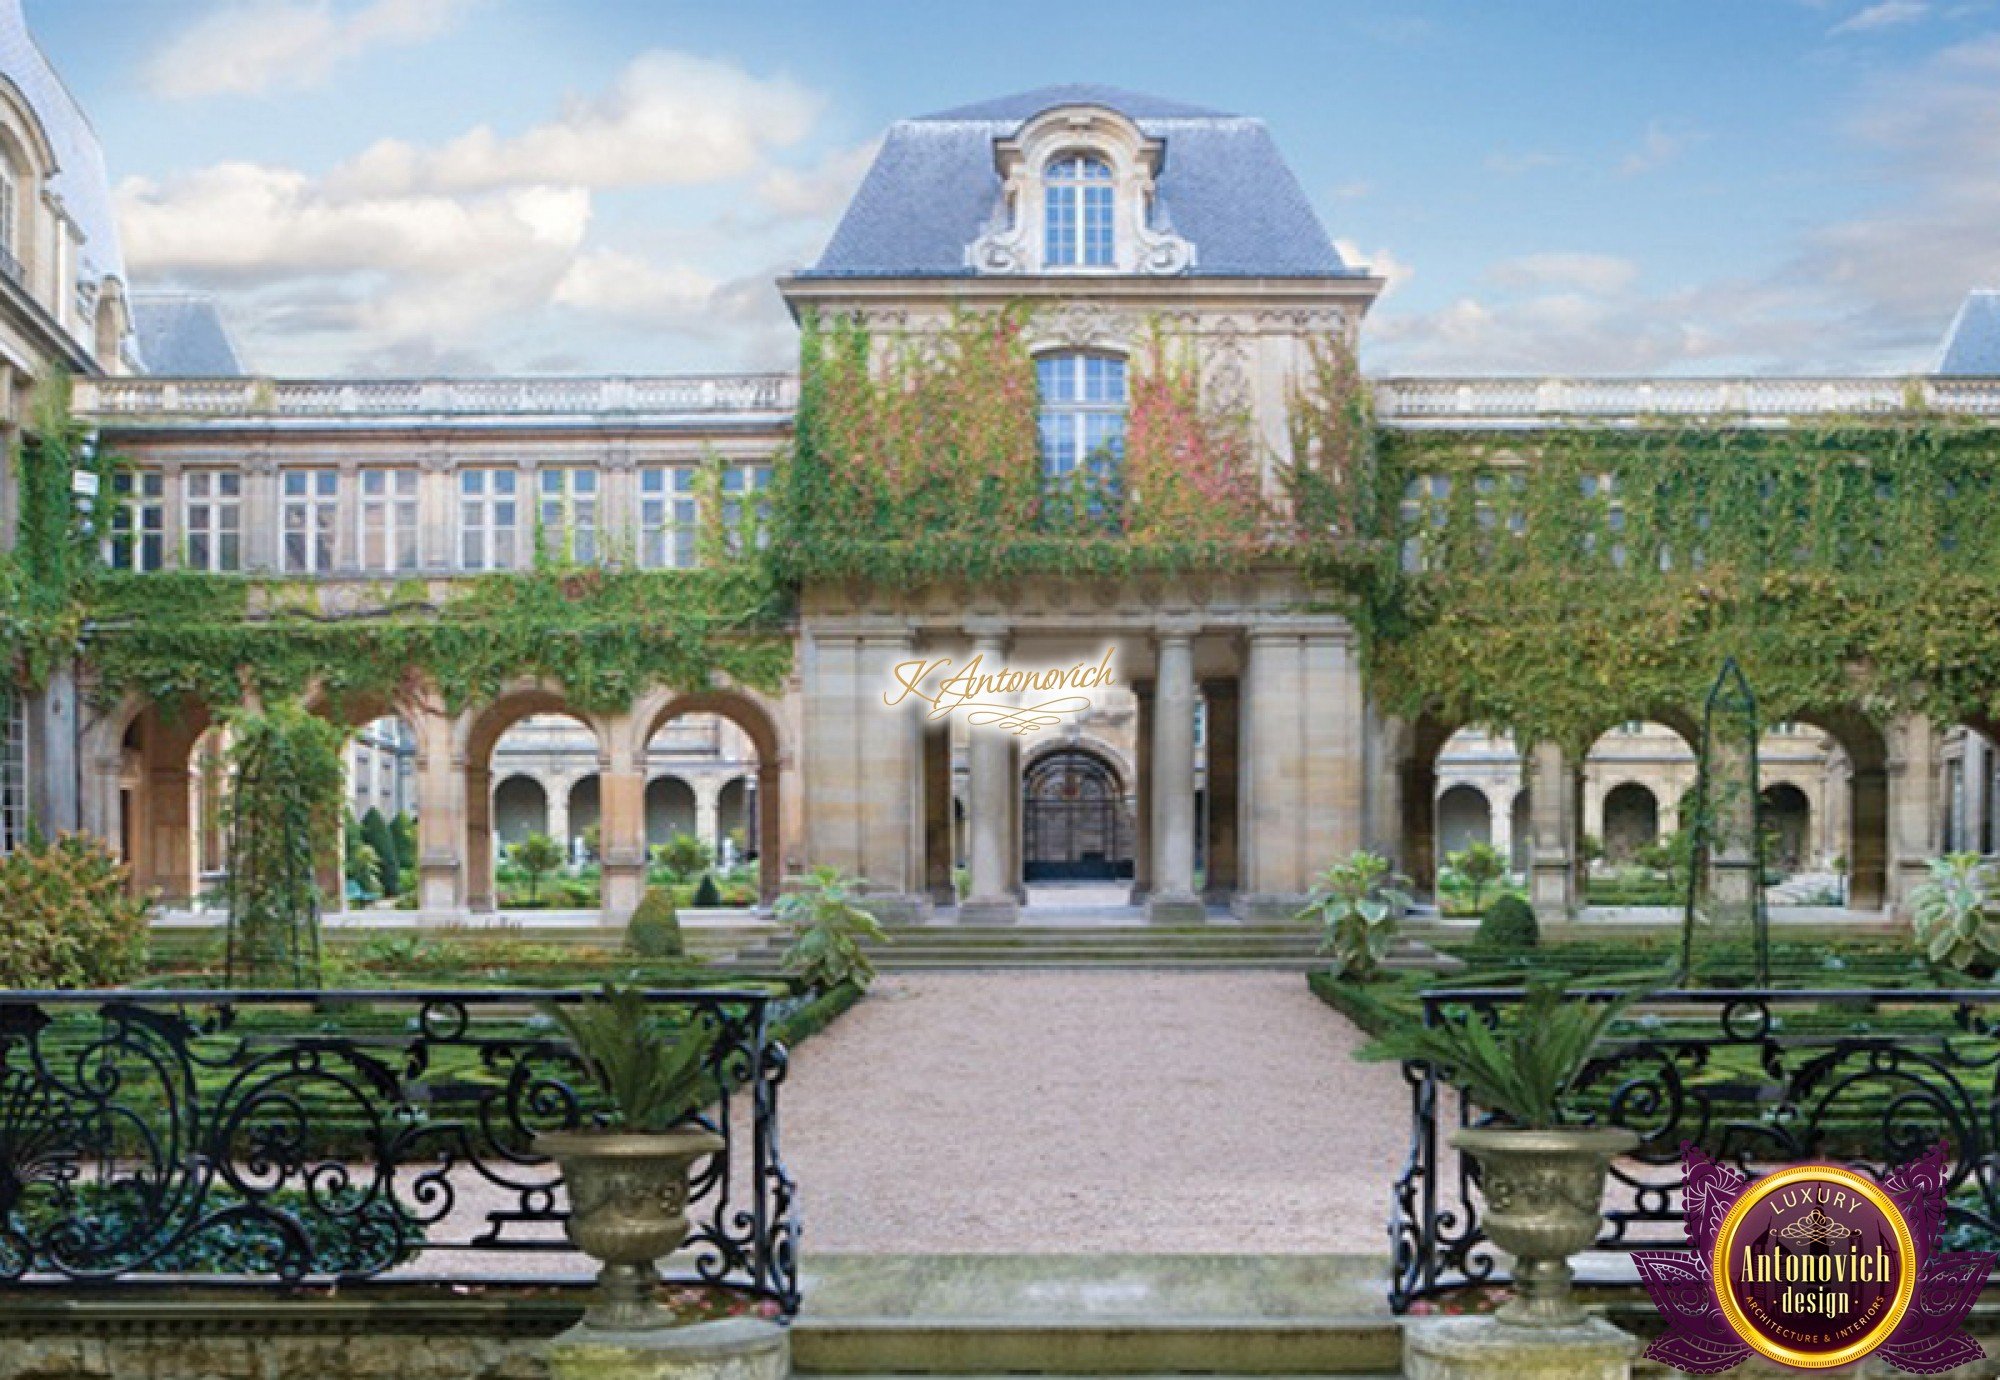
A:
1391,986,2000,1313
0,987,798,1313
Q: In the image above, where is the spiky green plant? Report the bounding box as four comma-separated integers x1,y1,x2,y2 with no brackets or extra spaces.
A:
1359,981,1645,1129
540,985,715,1133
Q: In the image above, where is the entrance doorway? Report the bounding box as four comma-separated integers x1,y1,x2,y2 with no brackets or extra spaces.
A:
1023,748,1133,882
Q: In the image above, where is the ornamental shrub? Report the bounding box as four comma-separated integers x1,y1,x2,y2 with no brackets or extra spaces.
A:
0,832,150,988
691,872,722,909
626,887,685,958
361,808,400,894
1478,894,1540,950
1298,850,1412,982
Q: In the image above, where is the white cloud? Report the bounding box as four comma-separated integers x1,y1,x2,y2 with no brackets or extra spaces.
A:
1831,0,1931,34
333,51,822,194
1334,239,1414,298
145,0,475,99
1490,252,1639,295
118,163,589,281
1619,120,1698,176
754,140,879,220
553,250,718,322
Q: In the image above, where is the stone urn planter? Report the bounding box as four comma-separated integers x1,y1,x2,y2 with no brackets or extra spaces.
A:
539,1126,724,1332
1450,1125,1638,1328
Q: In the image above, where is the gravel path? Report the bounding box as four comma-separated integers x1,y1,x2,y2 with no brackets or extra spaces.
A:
781,971,1408,1256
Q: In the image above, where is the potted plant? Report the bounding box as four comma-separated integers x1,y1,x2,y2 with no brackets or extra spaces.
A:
1362,980,1644,1327
1296,850,1411,981
536,984,720,1332
1911,852,2000,980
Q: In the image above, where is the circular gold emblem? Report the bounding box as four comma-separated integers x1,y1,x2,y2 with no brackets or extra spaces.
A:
1711,1163,1917,1370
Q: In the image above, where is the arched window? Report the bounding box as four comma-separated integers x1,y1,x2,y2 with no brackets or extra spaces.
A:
1044,153,1114,267
1037,352,1126,480
0,154,20,277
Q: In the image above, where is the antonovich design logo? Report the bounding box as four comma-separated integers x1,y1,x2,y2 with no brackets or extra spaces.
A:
1637,1142,1991,1374
884,649,1117,735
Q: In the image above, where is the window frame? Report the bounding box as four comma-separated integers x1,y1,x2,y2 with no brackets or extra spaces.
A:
358,467,420,574
281,468,341,575
1043,153,1115,269
537,466,600,564
183,470,242,573
1035,351,1128,483
458,467,519,573
106,468,165,572
639,465,701,569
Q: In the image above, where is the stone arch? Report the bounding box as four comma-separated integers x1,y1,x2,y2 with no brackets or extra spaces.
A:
98,697,216,905
1023,743,1134,882
1395,712,1472,891
1761,781,1813,873
716,775,753,859
1790,707,1889,910
1435,782,1492,858
1601,781,1661,861
567,774,600,856
645,773,698,846
460,682,610,913
1510,789,1531,872
629,687,786,904
493,774,548,845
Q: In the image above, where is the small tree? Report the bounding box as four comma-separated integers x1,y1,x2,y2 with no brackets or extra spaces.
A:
361,807,400,894
655,831,713,881
509,832,564,901
1297,850,1412,983
1448,842,1506,913
225,702,345,988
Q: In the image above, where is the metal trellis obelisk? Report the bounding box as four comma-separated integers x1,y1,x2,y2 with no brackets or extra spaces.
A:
1679,658,1770,986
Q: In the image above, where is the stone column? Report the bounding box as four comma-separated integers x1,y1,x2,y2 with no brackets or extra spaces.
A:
599,736,648,924
1129,679,1153,902
695,781,721,853
413,706,465,916
1148,622,1205,923
1705,731,1760,929
1237,620,1367,919
1202,678,1241,902
465,762,495,914
1888,713,1940,917
961,626,1019,925
923,719,955,904
1527,741,1579,920
25,664,79,833
547,776,571,853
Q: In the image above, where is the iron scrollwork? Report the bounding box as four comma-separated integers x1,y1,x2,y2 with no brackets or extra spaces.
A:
0,987,799,1315
1390,986,2000,1312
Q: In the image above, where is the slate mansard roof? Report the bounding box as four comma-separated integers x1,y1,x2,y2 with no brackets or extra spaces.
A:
803,84,1357,280
129,292,246,376
1936,291,2000,375
0,0,124,292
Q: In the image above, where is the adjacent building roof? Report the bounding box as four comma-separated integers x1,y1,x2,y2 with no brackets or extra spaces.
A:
129,292,246,376
0,0,123,291
1935,290,2000,375
803,84,1355,280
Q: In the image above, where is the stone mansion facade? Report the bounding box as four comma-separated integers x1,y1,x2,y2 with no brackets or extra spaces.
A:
2,12,1996,925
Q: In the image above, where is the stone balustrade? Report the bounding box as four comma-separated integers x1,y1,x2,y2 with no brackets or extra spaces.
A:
1372,374,2000,425
73,373,799,424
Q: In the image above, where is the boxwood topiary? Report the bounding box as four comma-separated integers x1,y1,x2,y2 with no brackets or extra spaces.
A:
626,887,685,958
1478,894,1540,950
691,872,722,909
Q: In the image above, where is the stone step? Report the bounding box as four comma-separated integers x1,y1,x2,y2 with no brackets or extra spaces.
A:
793,1254,1403,1376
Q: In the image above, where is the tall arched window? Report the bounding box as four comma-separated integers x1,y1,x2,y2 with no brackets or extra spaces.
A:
1044,154,1114,267
0,155,21,278
1037,352,1127,480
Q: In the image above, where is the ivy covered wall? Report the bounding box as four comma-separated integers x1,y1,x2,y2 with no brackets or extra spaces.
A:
6,315,2000,760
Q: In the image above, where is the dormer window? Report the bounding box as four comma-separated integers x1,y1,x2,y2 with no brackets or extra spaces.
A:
1045,153,1114,267
967,105,1193,276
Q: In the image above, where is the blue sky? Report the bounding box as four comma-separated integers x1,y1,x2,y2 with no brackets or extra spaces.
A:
24,0,2000,377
